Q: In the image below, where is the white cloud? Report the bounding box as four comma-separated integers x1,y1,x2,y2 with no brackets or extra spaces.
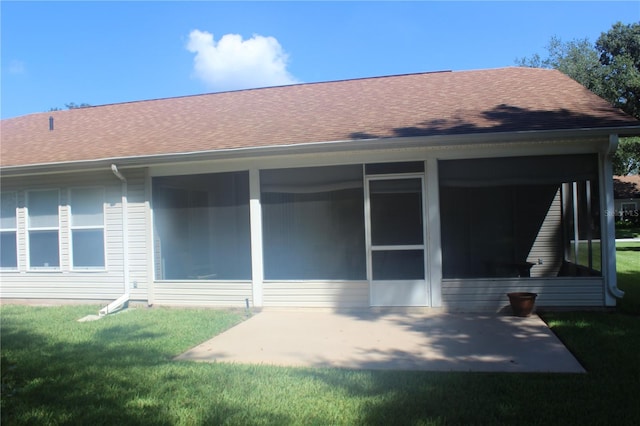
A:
186,29,299,91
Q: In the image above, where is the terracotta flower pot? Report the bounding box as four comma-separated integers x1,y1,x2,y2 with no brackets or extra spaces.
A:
507,292,538,317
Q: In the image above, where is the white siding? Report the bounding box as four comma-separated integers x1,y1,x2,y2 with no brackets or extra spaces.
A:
263,281,369,308
442,278,605,312
0,168,152,303
1,171,126,301
152,281,252,307
526,188,564,277
124,169,151,302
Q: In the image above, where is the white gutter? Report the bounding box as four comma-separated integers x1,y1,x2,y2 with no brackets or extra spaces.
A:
99,164,130,316
601,135,624,302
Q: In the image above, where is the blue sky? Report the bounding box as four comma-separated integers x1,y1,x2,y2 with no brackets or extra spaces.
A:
1,1,638,119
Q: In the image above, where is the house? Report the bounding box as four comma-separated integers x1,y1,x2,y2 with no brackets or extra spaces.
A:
2,67,639,312
613,175,640,222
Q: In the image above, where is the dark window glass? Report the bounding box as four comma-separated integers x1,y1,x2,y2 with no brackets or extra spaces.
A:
370,179,423,246
72,229,105,268
28,190,59,268
1,192,17,268
0,232,17,268
29,231,60,267
70,188,105,268
439,154,600,279
365,162,424,175
153,171,251,280
372,250,424,280
261,165,366,280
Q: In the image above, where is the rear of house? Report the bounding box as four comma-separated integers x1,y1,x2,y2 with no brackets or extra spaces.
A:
2,67,639,311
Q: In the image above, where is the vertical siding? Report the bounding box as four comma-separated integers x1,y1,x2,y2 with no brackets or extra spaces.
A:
442,278,605,312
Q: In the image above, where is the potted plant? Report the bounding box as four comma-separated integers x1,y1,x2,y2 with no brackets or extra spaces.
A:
507,292,538,317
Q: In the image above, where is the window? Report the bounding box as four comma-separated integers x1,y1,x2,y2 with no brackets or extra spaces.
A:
621,202,638,218
439,154,601,279
1,192,18,269
369,178,425,280
70,188,105,269
261,165,366,280
153,171,251,280
27,189,60,269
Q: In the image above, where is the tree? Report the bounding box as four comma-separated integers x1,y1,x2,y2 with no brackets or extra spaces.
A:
517,37,607,98
613,138,640,175
517,22,640,175
596,22,640,120
48,102,91,112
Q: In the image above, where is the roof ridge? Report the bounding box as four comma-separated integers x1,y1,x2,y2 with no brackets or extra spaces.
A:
4,69,470,120
2,67,563,120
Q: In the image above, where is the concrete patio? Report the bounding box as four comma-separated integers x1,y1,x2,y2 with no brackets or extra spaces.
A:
175,309,585,373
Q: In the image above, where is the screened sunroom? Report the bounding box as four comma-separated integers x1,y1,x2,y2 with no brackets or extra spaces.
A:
438,154,602,280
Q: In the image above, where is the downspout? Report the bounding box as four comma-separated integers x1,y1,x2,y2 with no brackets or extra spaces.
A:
601,135,624,303
99,164,130,316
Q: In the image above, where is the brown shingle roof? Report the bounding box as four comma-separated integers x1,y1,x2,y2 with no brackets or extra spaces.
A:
614,175,640,198
2,67,639,168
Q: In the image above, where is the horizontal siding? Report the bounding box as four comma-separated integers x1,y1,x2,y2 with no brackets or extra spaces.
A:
263,281,369,308
527,188,563,277
124,169,150,302
0,273,124,300
0,169,150,303
442,278,604,312
153,281,252,307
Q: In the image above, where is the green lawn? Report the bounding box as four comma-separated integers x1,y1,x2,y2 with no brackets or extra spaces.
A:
1,245,639,425
616,242,640,313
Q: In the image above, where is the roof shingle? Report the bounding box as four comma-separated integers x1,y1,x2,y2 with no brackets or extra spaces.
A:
2,67,639,168
614,175,640,198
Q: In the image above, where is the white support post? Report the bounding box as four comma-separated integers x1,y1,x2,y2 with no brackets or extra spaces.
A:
426,158,442,307
249,168,264,307
600,135,624,305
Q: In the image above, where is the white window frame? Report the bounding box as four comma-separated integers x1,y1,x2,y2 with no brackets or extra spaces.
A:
0,191,18,270
26,189,61,271
69,187,106,271
365,173,428,282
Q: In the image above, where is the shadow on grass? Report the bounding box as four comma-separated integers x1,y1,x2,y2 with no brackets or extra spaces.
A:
617,246,640,251
1,307,283,425
2,320,175,424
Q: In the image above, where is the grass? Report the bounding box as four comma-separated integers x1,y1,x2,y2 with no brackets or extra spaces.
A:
616,242,640,313
1,244,639,425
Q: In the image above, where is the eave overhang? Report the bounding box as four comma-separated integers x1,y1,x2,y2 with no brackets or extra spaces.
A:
2,125,639,178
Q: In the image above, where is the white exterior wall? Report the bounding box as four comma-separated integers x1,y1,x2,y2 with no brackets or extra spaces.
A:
263,282,369,308
121,168,150,303
0,170,132,301
152,281,252,307
1,134,618,310
442,278,605,312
